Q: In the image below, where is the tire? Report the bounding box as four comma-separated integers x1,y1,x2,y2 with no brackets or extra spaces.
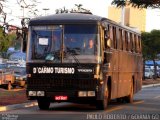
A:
37,98,50,110
20,81,26,88
117,98,123,103
125,82,133,103
96,86,109,110
8,82,12,90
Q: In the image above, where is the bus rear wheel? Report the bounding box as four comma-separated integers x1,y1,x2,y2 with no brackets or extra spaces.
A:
96,86,108,110
37,98,50,110
125,82,133,103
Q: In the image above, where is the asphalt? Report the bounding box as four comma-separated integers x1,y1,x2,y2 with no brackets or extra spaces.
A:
0,83,160,112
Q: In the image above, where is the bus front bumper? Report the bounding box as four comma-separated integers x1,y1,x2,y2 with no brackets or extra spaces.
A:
27,90,97,102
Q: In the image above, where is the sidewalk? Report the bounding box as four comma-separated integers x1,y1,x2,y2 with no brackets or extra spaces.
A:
0,80,160,112
0,101,38,112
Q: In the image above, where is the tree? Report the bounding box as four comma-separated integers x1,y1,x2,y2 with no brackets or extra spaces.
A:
142,30,160,79
55,7,68,14
0,0,5,14
55,4,92,14
17,0,40,17
111,0,160,8
0,27,16,52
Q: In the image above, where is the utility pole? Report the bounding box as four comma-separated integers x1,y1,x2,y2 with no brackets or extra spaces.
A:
21,5,27,18
43,8,49,16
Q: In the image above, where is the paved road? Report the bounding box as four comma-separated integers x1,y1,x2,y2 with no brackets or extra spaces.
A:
0,86,160,120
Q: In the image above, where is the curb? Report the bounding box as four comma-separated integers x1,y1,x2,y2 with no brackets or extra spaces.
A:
142,83,160,88
0,101,38,112
0,84,160,112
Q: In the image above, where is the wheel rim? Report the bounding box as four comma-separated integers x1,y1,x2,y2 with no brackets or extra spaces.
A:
104,87,108,108
130,83,133,103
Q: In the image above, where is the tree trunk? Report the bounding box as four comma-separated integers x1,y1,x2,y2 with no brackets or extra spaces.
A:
153,59,157,80
143,59,145,80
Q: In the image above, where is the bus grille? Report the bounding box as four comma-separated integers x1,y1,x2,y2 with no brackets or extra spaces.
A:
27,76,97,90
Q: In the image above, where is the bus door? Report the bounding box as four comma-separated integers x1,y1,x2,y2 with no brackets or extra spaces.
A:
110,26,119,99
103,25,119,99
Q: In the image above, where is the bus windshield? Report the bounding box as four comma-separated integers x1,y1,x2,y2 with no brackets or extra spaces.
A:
28,24,100,63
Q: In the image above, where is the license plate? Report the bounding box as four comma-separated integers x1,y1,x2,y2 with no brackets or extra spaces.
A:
55,96,68,100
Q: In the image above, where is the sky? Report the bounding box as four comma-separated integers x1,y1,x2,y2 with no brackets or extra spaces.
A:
2,0,112,27
1,0,160,31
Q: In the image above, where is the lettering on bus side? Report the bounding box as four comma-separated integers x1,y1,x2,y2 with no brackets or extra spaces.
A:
32,67,75,74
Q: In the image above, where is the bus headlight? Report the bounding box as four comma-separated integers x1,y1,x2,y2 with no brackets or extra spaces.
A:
37,91,45,96
78,91,87,97
78,91,95,97
87,91,95,97
28,91,36,96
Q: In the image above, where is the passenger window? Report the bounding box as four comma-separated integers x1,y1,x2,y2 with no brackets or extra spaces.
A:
130,33,134,52
119,29,123,50
125,31,129,51
104,25,111,49
122,30,126,51
134,35,138,53
109,26,113,48
138,36,141,53
112,26,117,49
128,32,131,51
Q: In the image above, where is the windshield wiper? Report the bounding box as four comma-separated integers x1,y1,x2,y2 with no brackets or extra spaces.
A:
66,49,81,66
45,50,61,62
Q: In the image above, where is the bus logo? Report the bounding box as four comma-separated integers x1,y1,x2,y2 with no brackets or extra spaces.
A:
32,67,75,74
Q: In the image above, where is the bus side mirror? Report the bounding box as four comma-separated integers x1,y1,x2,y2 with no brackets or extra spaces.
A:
106,39,111,48
104,29,111,48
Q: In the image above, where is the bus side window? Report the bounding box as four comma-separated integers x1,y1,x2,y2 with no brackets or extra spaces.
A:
138,36,142,53
112,26,117,49
130,33,134,52
104,25,111,49
122,30,126,51
124,31,128,51
116,28,119,50
109,25,113,48
132,34,135,52
119,29,123,50
128,32,131,51
134,34,138,53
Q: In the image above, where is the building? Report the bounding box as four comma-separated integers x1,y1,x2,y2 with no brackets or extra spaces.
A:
108,5,160,32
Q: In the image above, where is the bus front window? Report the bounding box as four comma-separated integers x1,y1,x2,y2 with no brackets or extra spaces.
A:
30,26,62,62
64,25,99,63
28,25,100,63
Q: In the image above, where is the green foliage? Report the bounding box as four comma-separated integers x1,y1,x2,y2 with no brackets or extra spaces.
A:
142,30,160,60
112,0,160,8
142,30,160,79
0,27,16,52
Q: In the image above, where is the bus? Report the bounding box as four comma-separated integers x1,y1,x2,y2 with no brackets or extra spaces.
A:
26,13,143,110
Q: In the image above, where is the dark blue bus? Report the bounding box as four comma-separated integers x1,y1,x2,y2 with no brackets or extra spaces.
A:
26,13,142,110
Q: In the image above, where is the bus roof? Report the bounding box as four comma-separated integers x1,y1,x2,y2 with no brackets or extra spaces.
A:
29,13,140,34
29,13,103,25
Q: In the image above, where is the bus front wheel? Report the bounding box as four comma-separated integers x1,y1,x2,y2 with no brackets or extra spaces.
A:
8,82,12,90
96,86,108,110
37,98,50,110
